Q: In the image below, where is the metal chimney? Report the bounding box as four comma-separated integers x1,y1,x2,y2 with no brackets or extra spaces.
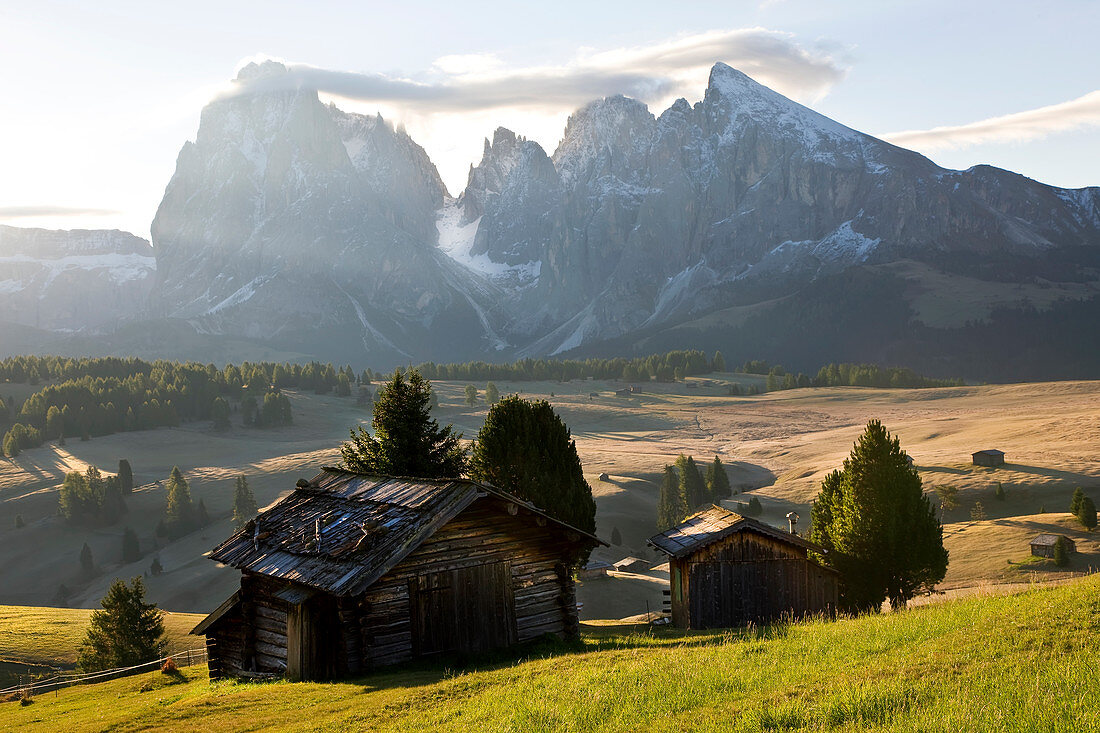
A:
786,511,800,535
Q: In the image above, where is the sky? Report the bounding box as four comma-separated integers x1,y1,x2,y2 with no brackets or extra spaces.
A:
0,0,1097,240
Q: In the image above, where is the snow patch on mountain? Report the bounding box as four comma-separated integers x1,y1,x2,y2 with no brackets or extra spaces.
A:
435,201,540,288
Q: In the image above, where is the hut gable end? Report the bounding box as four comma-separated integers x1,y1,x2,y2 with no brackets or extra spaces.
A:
195,468,602,681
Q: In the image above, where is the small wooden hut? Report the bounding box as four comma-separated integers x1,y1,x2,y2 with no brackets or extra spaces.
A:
972,449,1005,467
192,468,602,681
1030,534,1076,558
648,506,837,629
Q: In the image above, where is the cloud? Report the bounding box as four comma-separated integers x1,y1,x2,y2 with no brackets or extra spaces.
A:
226,27,846,114
0,205,120,218
882,90,1100,150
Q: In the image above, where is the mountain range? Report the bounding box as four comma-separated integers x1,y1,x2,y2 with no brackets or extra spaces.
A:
2,61,1098,378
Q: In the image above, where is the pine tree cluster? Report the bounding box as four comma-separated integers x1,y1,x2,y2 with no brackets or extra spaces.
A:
59,465,127,525
656,455,732,530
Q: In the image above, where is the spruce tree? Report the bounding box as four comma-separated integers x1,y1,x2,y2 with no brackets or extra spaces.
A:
971,500,987,521
121,527,141,563
464,384,478,406
163,466,195,534
211,397,231,430
15,514,25,529
341,369,467,478
676,455,707,510
470,395,596,534
656,464,686,531
118,459,133,495
59,471,96,524
232,475,259,529
80,542,94,578
485,381,500,405
1070,487,1086,518
99,475,126,524
809,419,948,612
77,578,166,672
1053,536,1069,567
150,557,163,576
712,351,726,372
610,526,622,545
705,455,732,501
1078,496,1097,531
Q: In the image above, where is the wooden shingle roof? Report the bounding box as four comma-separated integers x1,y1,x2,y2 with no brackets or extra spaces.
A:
207,468,603,597
647,505,823,559
1031,533,1074,547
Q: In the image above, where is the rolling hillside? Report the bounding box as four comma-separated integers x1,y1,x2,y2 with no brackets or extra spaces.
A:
5,577,1099,731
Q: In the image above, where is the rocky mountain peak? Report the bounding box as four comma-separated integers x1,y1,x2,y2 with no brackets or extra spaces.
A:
234,59,290,82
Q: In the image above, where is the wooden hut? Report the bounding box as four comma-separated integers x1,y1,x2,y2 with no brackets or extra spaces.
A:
191,468,602,681
972,449,1005,467
1030,534,1076,558
648,506,837,630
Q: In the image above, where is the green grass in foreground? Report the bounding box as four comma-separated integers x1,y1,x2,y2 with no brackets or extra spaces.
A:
7,577,1100,732
0,605,204,667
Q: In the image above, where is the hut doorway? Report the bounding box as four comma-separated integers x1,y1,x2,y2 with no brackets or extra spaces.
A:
410,561,517,656
286,594,341,681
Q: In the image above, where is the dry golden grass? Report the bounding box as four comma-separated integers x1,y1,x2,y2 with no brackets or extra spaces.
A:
1,377,1098,619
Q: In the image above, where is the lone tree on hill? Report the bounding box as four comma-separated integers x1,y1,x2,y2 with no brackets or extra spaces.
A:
121,527,141,563
341,369,467,478
79,542,95,578
657,465,687,531
809,419,948,612
470,395,596,534
705,455,732,502
118,459,133,495
1070,487,1086,516
232,475,259,529
77,577,166,672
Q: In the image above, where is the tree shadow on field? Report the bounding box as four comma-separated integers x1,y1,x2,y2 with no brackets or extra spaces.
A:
1002,464,1098,483
337,621,794,696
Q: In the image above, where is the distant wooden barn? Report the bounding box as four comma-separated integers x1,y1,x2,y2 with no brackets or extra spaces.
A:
972,449,1005,467
648,506,838,629
192,468,602,681
1030,534,1076,558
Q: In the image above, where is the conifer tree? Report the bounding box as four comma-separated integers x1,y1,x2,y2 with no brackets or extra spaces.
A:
80,542,94,577
705,455,732,501
1053,536,1070,567
610,526,622,545
712,351,726,372
1077,496,1097,531
657,465,687,530
118,459,133,495
150,557,163,576
994,482,1006,501
485,381,500,405
99,475,126,524
971,500,987,521
464,384,478,406
59,471,96,524
232,475,259,529
341,369,467,478
14,514,24,529
77,578,166,672
676,455,707,510
163,466,195,534
121,527,141,563
211,397,231,430
1070,487,1086,517
470,395,596,534
809,419,948,612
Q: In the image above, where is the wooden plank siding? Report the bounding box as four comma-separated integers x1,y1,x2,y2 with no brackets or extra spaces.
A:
665,527,837,630
205,495,588,678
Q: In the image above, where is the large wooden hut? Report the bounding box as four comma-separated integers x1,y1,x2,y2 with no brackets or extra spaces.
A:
648,506,837,629
972,449,1006,467
192,468,602,681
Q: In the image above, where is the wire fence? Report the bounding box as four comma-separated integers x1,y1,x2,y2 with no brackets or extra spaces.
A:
0,646,207,700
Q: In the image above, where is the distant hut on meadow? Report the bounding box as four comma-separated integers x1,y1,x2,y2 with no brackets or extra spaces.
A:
972,449,1005,467
648,506,838,630
192,468,602,681
612,556,651,573
1030,533,1076,559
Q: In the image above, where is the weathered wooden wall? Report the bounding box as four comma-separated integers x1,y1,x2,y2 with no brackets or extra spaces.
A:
675,530,837,630
355,498,583,669
209,495,585,678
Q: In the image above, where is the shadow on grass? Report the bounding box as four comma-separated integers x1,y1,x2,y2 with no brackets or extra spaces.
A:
277,621,800,695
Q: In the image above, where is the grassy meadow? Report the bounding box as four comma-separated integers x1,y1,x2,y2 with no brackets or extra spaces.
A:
1,376,1099,619
5,575,1100,731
